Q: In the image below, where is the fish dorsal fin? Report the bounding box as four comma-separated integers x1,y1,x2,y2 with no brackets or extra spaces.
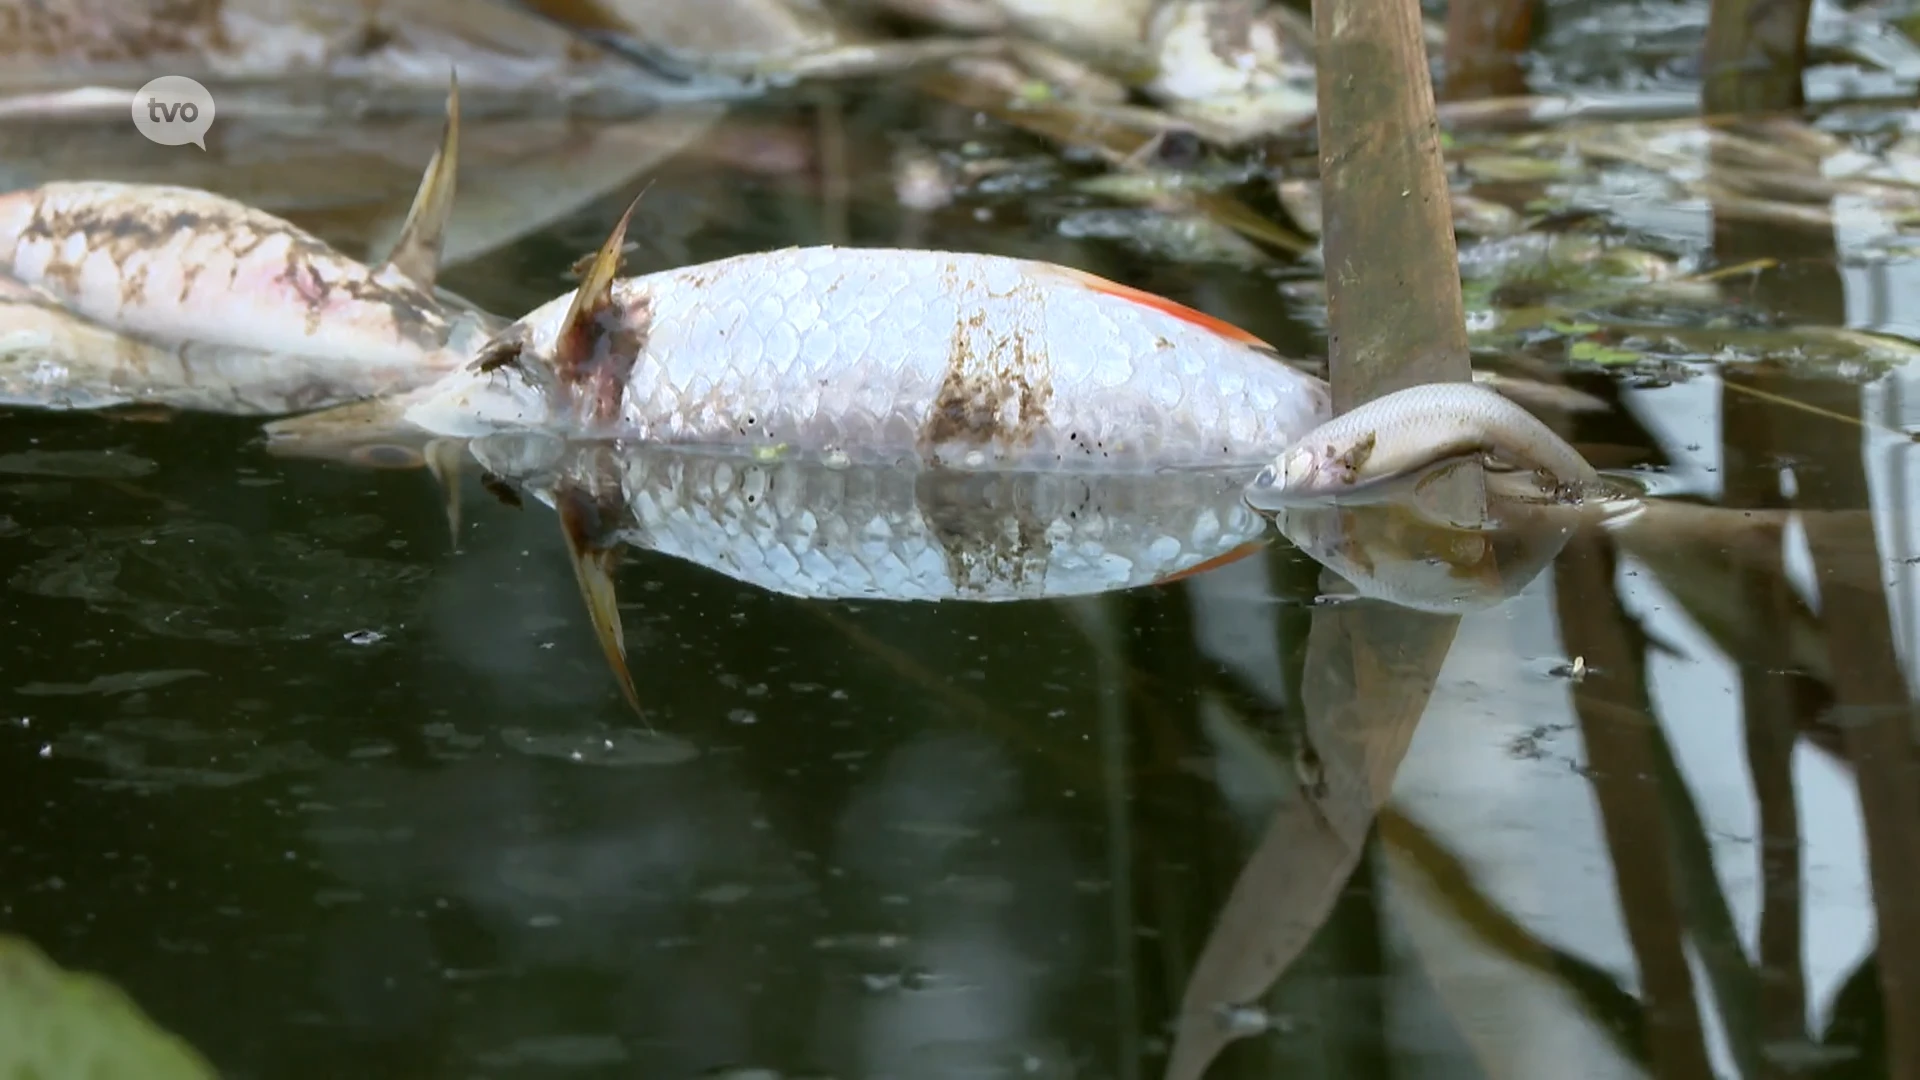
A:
381,69,461,290
1050,264,1277,353
554,190,645,381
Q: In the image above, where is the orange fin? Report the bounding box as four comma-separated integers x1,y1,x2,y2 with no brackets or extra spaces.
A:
1054,266,1275,351
555,191,643,382
1152,539,1270,586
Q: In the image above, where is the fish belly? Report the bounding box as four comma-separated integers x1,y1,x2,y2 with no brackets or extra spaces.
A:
0,183,458,375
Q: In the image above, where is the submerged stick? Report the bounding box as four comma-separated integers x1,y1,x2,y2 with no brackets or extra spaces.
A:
1163,2,1489,1077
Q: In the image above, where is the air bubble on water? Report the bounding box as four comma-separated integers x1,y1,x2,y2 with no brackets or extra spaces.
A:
37,743,50,758
1214,1003,1286,1035
344,629,386,646
729,709,759,725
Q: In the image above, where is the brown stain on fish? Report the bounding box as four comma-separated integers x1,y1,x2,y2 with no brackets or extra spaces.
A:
9,186,447,351
918,268,1054,459
913,469,1054,598
554,289,651,429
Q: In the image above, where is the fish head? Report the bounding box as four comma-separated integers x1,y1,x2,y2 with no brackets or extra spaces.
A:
393,312,574,436
1244,429,1377,507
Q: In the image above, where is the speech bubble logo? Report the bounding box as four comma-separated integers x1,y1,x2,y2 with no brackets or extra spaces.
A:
131,76,216,150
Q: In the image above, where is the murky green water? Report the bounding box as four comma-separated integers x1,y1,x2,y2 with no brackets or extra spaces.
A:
6,14,1920,1076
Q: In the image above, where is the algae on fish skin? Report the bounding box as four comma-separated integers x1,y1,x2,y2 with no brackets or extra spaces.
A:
0,935,218,1079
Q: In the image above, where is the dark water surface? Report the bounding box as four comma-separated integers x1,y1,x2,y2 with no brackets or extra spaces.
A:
5,25,1920,1079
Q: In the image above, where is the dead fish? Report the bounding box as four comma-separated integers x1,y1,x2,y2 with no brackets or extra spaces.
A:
463,433,1276,713
0,104,728,277
1141,0,1316,143
345,195,1337,468
264,196,1609,520
0,0,689,109
0,75,500,416
987,0,1157,71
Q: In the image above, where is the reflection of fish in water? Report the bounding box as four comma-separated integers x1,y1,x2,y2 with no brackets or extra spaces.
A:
466,434,1272,713
0,77,498,417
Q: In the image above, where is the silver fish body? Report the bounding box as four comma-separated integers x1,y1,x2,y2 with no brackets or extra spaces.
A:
470,435,1270,602
406,246,1332,472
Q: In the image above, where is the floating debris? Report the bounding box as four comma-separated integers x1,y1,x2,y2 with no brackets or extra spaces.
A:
14,670,206,697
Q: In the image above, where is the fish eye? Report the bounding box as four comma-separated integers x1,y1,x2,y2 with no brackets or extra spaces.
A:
350,443,425,469
1252,465,1279,488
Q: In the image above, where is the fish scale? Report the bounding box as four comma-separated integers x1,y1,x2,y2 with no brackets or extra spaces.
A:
470,438,1270,601
407,246,1332,470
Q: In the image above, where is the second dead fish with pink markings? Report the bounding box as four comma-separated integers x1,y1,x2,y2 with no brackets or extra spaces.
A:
0,77,500,417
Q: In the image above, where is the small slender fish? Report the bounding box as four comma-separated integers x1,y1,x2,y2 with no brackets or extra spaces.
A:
0,74,498,416
1243,381,1604,510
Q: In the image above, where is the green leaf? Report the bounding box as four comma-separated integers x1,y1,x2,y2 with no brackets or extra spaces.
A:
1570,340,1642,366
1015,80,1054,103
0,935,218,1079
1546,319,1601,336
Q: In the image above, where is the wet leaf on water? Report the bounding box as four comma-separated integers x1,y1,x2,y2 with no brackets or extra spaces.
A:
1016,79,1054,102
499,727,701,767
1055,207,1273,266
0,935,217,1079
49,713,331,793
15,669,206,696
1570,340,1644,365
0,450,156,479
1461,154,1572,183
9,520,431,645
1546,319,1601,335
308,513,389,545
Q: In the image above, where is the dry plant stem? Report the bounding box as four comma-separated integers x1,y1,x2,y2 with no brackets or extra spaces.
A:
1776,378,1920,1080
1552,534,1717,1079
1702,0,1814,114
1311,0,1486,517
1167,2,1490,1072
1441,0,1536,101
